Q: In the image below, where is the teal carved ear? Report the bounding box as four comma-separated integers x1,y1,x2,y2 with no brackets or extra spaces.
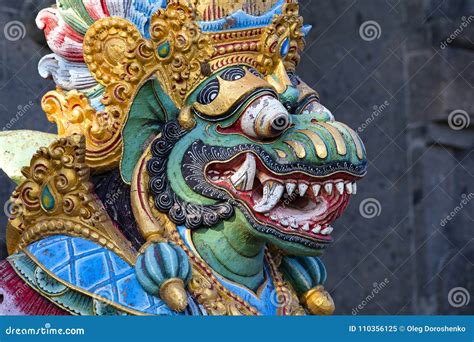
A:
121,79,179,184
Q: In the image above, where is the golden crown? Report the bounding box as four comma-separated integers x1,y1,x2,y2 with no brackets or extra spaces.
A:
39,0,307,172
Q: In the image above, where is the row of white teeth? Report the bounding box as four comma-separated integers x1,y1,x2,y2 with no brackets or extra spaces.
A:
265,215,334,235
222,153,357,214
252,179,357,213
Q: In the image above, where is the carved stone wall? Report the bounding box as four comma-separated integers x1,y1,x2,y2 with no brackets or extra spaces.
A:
0,0,472,314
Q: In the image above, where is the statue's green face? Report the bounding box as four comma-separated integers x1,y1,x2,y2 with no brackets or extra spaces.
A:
157,65,367,256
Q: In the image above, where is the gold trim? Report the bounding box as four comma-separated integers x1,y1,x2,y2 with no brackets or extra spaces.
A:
149,3,215,107
8,258,79,316
183,228,270,300
316,122,347,156
336,123,364,160
274,149,287,159
257,3,305,76
130,143,165,240
284,140,306,159
159,278,188,312
193,0,279,21
301,285,335,316
22,250,150,316
193,70,272,117
43,4,214,171
297,129,328,159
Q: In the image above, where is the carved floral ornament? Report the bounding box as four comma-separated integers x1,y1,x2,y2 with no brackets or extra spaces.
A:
41,2,306,173
6,135,135,263
257,3,305,74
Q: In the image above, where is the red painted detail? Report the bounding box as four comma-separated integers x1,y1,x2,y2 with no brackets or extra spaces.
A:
0,260,69,316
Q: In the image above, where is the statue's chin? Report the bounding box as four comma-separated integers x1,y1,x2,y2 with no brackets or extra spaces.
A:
206,152,359,246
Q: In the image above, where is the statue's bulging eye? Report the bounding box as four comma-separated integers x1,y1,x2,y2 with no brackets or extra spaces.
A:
240,95,291,139
197,79,220,105
220,67,246,81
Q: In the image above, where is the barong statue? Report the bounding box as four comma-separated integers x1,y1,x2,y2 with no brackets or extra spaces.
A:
0,0,367,316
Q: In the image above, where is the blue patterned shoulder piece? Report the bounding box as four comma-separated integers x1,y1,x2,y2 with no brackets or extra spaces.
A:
16,235,204,316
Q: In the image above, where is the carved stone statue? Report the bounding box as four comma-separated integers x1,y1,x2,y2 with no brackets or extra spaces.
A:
0,0,367,316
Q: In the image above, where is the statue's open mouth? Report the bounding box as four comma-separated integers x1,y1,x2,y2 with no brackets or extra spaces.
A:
205,152,361,244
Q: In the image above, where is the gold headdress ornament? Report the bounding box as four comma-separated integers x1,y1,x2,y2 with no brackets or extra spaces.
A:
40,0,307,172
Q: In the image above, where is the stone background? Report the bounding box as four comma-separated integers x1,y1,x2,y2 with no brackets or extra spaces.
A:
0,0,472,315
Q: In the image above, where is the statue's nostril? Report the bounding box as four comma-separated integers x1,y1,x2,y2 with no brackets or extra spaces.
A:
271,114,290,133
